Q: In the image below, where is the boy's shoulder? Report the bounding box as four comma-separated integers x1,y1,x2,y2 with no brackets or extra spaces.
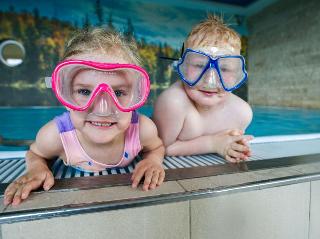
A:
155,81,190,108
153,81,191,122
228,94,251,110
227,93,253,125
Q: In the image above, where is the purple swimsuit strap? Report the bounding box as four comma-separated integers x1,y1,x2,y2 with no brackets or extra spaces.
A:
54,112,74,133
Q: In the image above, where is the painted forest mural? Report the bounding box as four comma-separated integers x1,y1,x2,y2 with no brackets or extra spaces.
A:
0,0,247,107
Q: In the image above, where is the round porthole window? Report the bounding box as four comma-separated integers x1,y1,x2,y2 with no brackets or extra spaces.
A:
0,40,25,67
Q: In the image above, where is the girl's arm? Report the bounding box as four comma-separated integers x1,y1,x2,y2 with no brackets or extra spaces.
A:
131,115,165,191
4,120,64,206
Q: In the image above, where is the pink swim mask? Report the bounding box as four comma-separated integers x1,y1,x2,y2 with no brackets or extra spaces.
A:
47,60,150,113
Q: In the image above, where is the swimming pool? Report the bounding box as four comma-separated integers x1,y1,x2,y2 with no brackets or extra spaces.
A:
1,106,320,151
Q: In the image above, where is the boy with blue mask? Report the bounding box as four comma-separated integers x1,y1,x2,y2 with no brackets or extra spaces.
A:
153,15,253,162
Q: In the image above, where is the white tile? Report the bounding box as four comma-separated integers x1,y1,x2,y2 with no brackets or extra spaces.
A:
310,180,320,239
2,201,190,239
190,182,310,239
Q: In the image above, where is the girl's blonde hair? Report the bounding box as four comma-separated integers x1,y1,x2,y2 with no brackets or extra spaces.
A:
63,28,141,65
185,14,241,50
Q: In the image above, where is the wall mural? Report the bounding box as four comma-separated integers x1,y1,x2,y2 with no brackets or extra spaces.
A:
0,0,248,106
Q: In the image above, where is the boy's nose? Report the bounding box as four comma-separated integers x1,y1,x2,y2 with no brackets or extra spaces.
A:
202,68,221,89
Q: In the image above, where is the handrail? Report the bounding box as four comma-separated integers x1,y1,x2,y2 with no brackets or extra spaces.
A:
0,135,33,146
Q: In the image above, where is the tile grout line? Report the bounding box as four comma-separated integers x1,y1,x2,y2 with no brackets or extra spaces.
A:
189,200,191,239
308,181,312,239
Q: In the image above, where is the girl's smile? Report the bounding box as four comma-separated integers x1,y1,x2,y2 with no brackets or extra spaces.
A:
86,120,117,128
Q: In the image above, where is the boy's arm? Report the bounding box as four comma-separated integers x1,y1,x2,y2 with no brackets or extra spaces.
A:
166,135,217,156
4,120,63,205
153,88,253,159
152,89,186,147
166,130,253,161
131,115,165,191
153,90,216,156
166,96,254,156
166,100,254,156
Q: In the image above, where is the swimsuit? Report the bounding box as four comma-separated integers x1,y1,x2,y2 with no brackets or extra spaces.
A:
54,111,141,172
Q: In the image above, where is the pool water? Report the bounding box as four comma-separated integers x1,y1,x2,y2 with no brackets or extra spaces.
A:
1,106,320,151
246,106,320,136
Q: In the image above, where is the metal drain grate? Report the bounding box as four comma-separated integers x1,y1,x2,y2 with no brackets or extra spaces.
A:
0,154,229,183
1,137,320,183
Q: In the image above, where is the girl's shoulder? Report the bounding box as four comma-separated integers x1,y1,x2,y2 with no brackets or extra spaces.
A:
32,119,64,159
138,114,159,144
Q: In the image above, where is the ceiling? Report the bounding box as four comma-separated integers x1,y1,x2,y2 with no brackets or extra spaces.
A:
202,0,258,7
199,0,279,16
147,0,278,16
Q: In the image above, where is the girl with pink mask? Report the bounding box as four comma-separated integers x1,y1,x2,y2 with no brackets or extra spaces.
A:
4,28,165,206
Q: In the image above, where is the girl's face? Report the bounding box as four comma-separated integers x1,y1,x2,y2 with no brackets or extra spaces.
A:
67,51,134,145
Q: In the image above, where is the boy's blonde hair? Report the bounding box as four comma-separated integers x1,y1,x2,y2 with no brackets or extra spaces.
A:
185,14,241,50
63,28,141,65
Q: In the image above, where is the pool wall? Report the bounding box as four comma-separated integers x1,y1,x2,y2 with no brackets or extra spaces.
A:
248,0,320,108
1,135,320,239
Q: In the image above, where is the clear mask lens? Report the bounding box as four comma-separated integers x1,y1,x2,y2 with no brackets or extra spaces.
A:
216,57,245,90
54,62,149,111
178,50,246,91
178,51,209,85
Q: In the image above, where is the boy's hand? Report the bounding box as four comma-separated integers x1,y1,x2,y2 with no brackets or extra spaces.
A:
131,158,165,191
212,129,253,163
3,167,54,206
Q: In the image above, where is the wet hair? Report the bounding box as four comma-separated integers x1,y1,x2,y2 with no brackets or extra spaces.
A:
63,28,141,65
185,14,241,50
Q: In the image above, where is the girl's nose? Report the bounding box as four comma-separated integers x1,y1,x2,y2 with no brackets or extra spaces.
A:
90,92,119,117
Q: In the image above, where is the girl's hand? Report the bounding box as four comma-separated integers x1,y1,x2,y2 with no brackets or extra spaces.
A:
3,167,54,206
131,159,165,191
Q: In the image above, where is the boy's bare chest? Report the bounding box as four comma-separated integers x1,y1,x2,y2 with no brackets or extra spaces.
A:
178,109,238,140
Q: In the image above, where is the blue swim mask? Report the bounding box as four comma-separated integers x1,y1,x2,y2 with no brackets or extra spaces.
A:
176,48,248,92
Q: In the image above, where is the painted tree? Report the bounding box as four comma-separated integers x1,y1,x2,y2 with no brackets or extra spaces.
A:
107,12,115,30
124,18,134,42
95,0,104,26
83,13,91,30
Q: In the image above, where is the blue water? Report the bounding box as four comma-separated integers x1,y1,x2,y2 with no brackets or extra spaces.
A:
1,106,320,151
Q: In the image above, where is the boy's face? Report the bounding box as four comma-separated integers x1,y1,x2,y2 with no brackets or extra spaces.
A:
182,44,241,107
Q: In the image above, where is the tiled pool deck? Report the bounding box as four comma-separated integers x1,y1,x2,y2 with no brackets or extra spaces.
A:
0,134,320,224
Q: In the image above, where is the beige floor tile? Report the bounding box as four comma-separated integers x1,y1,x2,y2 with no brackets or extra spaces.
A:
288,162,320,174
0,181,185,213
244,167,303,182
178,172,257,191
